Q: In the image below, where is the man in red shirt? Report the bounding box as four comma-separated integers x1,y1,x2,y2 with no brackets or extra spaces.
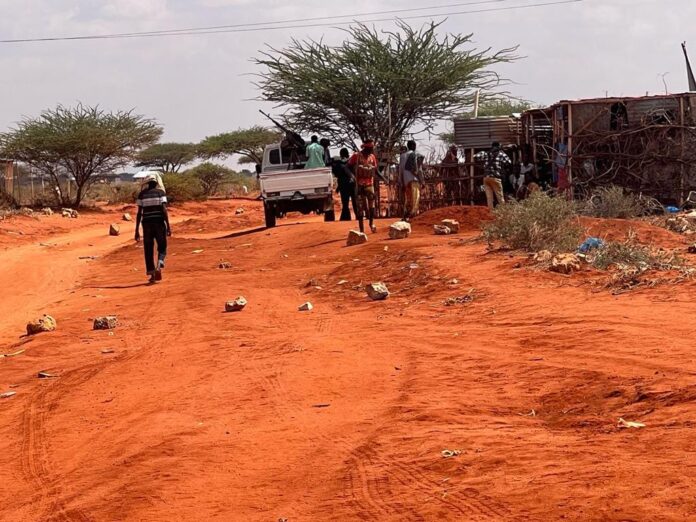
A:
348,140,378,233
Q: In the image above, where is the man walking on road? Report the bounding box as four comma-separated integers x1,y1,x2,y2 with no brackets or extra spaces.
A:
135,175,171,284
475,142,511,210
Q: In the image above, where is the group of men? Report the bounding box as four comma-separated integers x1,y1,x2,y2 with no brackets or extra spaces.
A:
306,135,426,233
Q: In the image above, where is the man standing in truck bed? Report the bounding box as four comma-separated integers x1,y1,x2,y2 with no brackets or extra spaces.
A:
348,140,378,233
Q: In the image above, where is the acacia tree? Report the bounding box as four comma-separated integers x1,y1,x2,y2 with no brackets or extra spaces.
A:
255,21,517,149
187,162,234,196
135,142,198,173
0,104,161,206
198,126,281,165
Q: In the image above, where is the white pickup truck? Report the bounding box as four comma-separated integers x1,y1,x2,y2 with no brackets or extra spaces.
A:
258,142,335,228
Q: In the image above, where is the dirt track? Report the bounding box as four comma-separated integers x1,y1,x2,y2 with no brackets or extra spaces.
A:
2,200,696,521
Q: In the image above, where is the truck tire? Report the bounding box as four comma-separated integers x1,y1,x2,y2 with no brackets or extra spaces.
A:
264,202,277,228
324,209,336,222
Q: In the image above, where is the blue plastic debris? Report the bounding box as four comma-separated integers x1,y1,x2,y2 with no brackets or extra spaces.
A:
666,206,680,214
578,237,605,254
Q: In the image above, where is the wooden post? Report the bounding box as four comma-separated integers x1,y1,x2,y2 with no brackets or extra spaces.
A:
680,96,686,206
468,148,475,205
567,103,574,199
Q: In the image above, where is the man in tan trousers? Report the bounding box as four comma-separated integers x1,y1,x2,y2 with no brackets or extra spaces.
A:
475,142,511,209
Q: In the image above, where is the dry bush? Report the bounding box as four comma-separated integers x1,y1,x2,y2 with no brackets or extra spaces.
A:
588,233,692,292
483,192,582,253
582,186,649,219
590,239,678,271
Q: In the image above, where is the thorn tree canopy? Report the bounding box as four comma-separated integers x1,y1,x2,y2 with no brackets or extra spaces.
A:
254,21,517,150
0,104,162,207
135,142,199,173
198,126,281,165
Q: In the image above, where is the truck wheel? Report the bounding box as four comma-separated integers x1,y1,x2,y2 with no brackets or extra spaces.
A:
264,203,277,228
324,209,336,222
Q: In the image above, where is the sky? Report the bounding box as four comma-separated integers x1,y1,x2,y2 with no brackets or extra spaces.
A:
0,0,693,152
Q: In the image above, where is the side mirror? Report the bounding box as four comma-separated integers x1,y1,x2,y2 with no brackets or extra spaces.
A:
255,164,262,175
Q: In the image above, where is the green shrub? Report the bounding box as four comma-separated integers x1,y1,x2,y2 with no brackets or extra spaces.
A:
161,173,205,203
583,186,646,219
483,192,582,253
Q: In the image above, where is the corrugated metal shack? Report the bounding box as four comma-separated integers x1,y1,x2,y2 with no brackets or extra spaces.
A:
522,92,696,203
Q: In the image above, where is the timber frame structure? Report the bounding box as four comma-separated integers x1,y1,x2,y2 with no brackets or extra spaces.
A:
522,92,696,204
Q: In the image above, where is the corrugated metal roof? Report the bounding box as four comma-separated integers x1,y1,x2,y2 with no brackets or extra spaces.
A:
453,116,520,149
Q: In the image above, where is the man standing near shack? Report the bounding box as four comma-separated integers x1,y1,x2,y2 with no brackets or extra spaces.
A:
332,147,358,221
135,175,171,284
348,140,379,233
399,140,423,221
475,141,511,209
305,135,325,169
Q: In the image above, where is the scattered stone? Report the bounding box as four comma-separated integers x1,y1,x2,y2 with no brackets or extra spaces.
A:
122,213,132,222
61,208,79,219
41,208,54,216
298,302,314,312
441,219,460,234
93,316,118,330
549,254,581,275
434,225,451,235
366,282,390,301
0,391,16,399
347,230,368,246
101,349,115,354
26,315,57,336
337,280,348,285
19,207,34,216
666,216,691,234
38,371,58,379
225,297,247,312
305,278,319,288
533,250,554,263
441,449,462,459
448,279,460,285
109,224,120,236
218,261,232,269
444,289,476,306
689,245,696,254
618,418,646,429
389,221,412,240
235,207,245,215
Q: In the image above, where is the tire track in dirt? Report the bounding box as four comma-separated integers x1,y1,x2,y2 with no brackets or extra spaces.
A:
21,362,104,522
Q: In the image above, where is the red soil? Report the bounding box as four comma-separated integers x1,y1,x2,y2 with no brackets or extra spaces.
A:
1,201,696,520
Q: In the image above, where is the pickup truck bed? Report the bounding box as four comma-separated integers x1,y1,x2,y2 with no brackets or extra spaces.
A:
260,168,333,200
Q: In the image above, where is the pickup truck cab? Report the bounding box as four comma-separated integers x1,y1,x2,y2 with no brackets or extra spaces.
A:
259,141,335,228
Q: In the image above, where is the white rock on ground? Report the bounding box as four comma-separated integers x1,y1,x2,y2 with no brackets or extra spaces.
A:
26,315,57,336
434,225,451,235
366,282,390,301
122,213,132,222
549,254,581,275
93,316,118,330
225,297,248,312
109,224,120,236
441,219,460,234
41,208,53,216
347,230,368,246
298,302,314,312
389,221,412,240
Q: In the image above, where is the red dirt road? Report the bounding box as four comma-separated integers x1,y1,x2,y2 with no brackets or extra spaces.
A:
1,202,696,521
